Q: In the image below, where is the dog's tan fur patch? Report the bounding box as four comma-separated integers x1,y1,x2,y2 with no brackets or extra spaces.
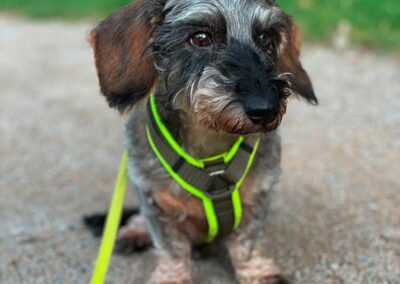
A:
149,252,193,284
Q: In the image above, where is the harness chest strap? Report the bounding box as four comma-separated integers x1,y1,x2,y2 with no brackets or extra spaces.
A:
146,95,260,242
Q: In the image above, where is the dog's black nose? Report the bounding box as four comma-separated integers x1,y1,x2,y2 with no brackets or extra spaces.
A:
245,99,279,125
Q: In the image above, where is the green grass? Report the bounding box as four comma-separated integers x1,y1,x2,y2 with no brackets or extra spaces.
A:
0,0,131,19
0,0,399,53
281,0,400,53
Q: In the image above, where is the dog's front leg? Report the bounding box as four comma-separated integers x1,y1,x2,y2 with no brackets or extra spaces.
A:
148,242,192,284
226,201,291,284
138,194,192,284
149,220,192,284
227,228,290,284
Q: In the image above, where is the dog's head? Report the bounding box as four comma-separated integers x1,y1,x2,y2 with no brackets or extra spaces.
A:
90,0,317,135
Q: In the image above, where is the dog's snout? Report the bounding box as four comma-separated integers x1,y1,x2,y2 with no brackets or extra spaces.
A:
245,98,279,125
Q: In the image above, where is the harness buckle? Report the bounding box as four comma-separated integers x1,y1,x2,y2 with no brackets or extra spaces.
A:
203,159,236,202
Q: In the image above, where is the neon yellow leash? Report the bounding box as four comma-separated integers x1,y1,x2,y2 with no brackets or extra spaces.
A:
90,151,128,284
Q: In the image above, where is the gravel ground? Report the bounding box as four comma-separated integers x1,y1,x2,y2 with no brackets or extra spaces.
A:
0,15,399,284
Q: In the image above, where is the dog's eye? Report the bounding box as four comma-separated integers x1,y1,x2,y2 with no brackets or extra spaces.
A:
256,33,272,49
190,32,213,47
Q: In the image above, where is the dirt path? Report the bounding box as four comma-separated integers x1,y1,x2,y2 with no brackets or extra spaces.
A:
0,15,399,284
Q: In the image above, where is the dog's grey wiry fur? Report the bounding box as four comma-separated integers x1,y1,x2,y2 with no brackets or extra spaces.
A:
88,0,317,283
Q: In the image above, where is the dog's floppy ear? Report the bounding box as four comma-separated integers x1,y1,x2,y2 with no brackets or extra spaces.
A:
278,20,318,105
89,0,162,112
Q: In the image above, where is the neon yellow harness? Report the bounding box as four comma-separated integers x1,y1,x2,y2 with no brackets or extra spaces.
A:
146,95,260,242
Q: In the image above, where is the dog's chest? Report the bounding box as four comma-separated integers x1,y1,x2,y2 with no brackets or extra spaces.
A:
179,111,237,158
154,174,257,242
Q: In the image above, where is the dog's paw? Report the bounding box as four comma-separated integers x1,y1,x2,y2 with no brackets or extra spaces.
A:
239,274,292,284
115,215,152,255
148,260,193,284
235,255,291,284
115,231,152,254
148,278,192,284
115,234,152,254
257,275,292,284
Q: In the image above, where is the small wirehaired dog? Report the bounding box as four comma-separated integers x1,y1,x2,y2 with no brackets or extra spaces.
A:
88,0,317,283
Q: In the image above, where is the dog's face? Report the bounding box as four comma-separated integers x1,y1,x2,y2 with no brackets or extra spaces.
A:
90,0,317,135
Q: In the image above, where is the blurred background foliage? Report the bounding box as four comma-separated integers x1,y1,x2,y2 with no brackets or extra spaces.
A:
0,0,399,53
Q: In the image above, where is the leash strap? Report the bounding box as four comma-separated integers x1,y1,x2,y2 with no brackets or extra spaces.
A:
90,151,128,284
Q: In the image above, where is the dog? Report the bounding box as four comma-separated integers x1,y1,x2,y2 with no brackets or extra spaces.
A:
87,0,317,283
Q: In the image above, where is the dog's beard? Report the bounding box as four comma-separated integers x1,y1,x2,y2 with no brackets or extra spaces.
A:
173,68,289,135
191,86,255,134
